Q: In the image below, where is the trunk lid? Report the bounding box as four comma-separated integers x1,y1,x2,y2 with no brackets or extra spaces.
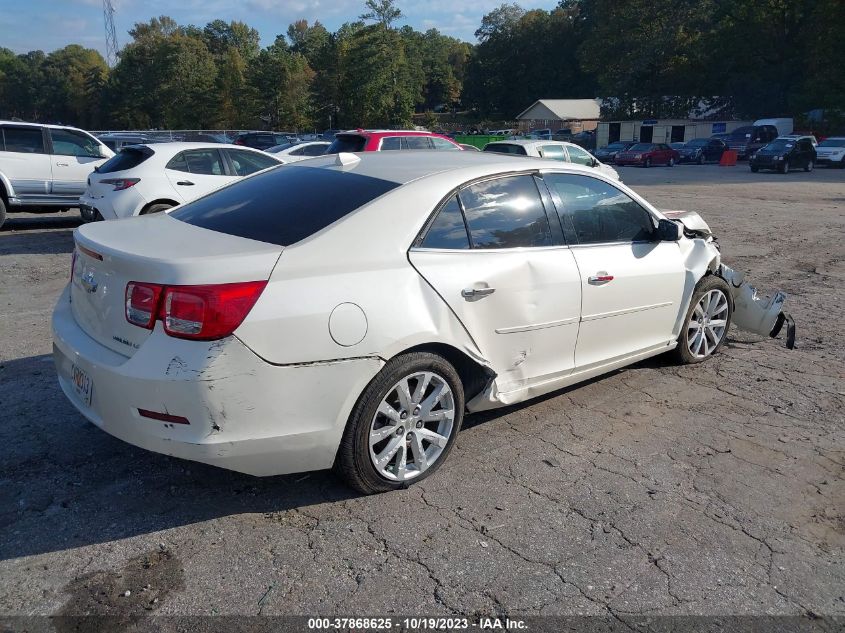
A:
71,213,283,357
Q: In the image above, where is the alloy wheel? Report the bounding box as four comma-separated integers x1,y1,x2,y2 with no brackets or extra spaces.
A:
687,289,729,359
369,371,455,482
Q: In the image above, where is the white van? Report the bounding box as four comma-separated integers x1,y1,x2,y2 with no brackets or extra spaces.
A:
754,118,794,137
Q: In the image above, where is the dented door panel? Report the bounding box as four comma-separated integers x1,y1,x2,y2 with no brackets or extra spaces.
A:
409,247,582,392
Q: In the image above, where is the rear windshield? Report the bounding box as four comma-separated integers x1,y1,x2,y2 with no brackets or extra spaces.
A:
170,165,401,247
328,135,367,153
483,143,528,155
97,147,153,173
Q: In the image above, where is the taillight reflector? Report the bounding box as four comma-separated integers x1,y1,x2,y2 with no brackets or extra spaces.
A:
138,408,190,424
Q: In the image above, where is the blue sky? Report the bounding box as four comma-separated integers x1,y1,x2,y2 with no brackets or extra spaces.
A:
1,0,560,56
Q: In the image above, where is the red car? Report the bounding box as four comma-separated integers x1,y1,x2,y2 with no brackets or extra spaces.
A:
614,142,680,167
326,129,463,153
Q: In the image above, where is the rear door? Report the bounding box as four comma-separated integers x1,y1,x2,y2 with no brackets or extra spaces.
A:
48,128,106,198
0,125,52,201
542,172,686,369
164,149,231,203
409,174,582,391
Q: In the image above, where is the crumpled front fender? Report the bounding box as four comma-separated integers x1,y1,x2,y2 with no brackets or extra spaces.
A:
719,264,796,348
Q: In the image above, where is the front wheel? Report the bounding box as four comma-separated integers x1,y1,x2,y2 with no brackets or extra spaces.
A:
644,158,652,168
780,161,790,174
805,160,814,172
668,157,676,167
0,197,6,230
750,165,759,173
674,275,733,365
335,352,464,494
697,154,705,165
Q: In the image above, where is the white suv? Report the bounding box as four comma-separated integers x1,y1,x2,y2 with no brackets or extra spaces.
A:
0,121,113,228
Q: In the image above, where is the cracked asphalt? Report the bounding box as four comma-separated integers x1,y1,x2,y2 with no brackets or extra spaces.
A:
0,165,843,623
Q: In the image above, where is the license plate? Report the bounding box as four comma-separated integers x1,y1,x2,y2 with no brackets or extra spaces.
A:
71,363,93,407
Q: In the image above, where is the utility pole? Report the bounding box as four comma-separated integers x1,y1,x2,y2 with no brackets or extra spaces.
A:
103,0,119,66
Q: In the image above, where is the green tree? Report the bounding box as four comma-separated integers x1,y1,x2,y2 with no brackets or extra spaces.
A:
247,40,315,130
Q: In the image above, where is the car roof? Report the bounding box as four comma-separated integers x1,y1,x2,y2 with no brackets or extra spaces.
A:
288,150,603,186
337,129,447,138
120,142,281,160
0,119,89,133
486,139,581,148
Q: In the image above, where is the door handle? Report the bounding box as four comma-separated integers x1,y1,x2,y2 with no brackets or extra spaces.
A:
588,273,614,285
461,286,495,299
176,180,195,186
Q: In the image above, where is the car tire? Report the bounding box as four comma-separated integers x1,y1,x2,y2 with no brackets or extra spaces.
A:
750,165,759,172
335,351,465,494
140,203,174,215
644,158,651,168
805,160,814,172
697,154,705,165
0,197,6,230
780,161,789,174
668,157,676,167
674,275,733,365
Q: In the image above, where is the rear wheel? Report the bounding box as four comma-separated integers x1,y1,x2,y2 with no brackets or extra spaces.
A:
336,352,464,494
697,154,705,165
804,160,814,172
674,275,732,364
140,202,174,215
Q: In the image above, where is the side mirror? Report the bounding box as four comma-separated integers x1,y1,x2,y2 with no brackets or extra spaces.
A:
657,218,682,241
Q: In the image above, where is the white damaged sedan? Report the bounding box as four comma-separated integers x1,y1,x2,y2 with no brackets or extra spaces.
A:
53,151,793,493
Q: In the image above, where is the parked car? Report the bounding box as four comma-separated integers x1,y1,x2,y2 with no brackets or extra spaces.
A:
458,143,481,151
482,139,619,180
670,142,686,150
814,137,845,168
711,132,733,142
326,130,463,153
53,151,790,493
79,142,282,220
594,141,637,164
614,143,680,167
182,133,230,143
0,120,113,228
726,124,779,159
677,138,728,164
749,135,817,174
320,129,342,140
233,131,298,150
97,132,158,152
266,141,331,163
569,130,596,150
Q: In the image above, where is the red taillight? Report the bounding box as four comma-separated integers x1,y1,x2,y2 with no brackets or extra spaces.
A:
162,281,267,340
124,280,266,340
101,178,140,191
126,282,163,329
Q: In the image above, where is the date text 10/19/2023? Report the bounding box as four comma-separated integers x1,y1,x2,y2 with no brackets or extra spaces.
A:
307,617,528,630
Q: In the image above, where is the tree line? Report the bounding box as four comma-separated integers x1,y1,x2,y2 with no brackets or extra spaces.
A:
0,0,842,132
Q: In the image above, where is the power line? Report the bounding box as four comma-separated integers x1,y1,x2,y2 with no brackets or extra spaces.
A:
103,0,119,66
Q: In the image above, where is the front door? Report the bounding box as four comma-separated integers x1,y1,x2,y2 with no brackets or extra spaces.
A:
409,175,582,392
541,172,686,369
48,128,106,199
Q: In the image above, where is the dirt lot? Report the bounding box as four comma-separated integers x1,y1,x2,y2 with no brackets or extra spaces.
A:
0,165,843,623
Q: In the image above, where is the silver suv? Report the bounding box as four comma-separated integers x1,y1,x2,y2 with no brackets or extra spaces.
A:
0,121,113,229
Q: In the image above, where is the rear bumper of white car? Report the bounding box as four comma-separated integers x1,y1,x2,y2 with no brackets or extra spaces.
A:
52,286,383,476
80,187,148,220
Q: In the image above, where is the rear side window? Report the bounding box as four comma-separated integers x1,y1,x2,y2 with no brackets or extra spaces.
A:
459,175,551,249
539,145,566,161
483,143,528,156
2,126,45,154
404,136,432,150
184,149,225,175
226,149,278,176
544,173,655,244
328,135,367,153
380,137,402,151
165,152,190,172
171,166,401,247
98,148,153,173
420,195,470,249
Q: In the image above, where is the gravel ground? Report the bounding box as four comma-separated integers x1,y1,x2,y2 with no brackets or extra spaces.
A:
0,165,843,624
